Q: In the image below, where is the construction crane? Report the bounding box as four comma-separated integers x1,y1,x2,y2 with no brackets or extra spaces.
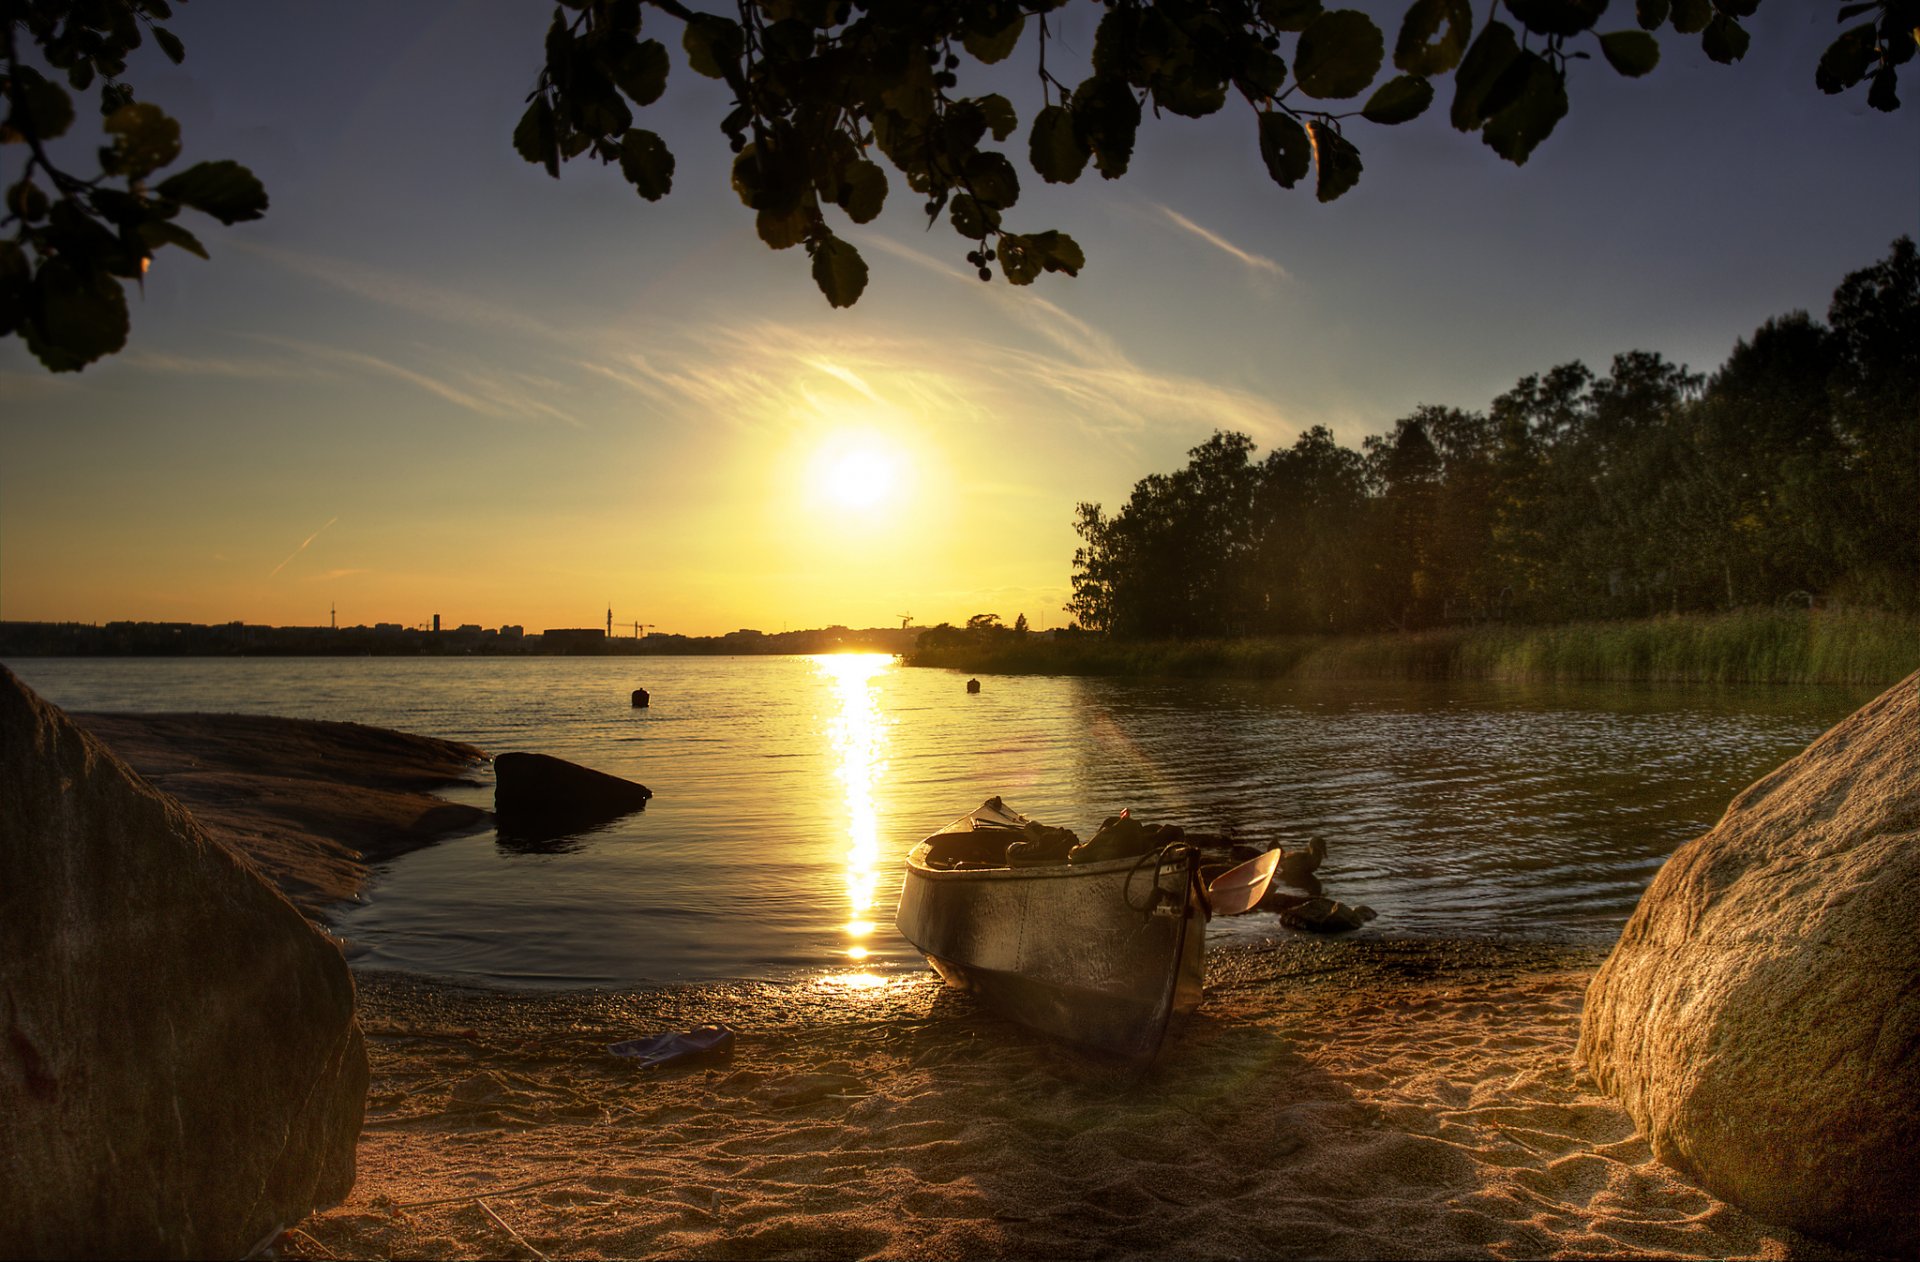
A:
897,612,913,629
632,621,655,638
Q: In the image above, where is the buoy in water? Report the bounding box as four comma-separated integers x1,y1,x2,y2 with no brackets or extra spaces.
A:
966,678,981,694
631,688,650,708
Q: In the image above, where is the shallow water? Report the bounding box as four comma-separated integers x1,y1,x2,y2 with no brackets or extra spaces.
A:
7,654,1877,988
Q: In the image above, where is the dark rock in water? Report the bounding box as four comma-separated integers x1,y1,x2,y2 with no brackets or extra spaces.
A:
1578,669,1920,1256
0,666,366,1259
1277,896,1377,933
493,751,653,831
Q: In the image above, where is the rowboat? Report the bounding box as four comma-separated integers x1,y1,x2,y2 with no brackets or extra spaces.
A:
894,798,1279,1061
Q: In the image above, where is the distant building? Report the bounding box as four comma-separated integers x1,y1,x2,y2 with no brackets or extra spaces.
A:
541,628,608,654
455,624,484,635
500,625,524,639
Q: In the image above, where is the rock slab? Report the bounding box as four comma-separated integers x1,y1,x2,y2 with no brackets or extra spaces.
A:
0,667,368,1259
1578,670,1920,1255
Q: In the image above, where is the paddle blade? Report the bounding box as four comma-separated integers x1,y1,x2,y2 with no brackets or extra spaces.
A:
1207,848,1281,916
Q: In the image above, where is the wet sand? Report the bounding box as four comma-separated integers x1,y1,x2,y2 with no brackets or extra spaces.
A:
284,939,1852,1261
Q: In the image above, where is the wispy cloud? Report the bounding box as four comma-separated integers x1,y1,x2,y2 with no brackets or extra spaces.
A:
241,243,559,340
582,235,1290,445
252,335,582,427
121,350,330,381
303,567,368,582
1154,204,1288,280
268,516,338,579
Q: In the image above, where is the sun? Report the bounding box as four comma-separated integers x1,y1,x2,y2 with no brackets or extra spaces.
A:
815,441,901,511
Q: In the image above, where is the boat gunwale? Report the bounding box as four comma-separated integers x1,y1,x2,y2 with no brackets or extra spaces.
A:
904,838,1188,883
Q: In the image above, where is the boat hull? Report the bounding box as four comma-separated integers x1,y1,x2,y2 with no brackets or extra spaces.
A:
896,841,1206,1060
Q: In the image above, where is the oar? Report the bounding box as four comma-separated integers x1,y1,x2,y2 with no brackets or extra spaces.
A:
1205,848,1281,916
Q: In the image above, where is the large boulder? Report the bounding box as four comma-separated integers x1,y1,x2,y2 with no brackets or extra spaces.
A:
1578,670,1920,1254
0,668,367,1259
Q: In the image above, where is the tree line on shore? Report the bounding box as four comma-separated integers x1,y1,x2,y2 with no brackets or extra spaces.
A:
1066,239,1919,639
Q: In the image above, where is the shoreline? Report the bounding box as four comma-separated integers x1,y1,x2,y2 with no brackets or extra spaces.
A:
907,608,1920,687
74,710,491,915
282,937,1855,1261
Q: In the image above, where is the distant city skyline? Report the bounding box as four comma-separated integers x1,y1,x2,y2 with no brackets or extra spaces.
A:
3,3,1914,636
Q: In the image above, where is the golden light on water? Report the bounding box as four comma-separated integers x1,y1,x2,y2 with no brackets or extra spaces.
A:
815,652,893,975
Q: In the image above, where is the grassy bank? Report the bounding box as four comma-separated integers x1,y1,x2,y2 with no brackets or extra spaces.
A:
905,608,1920,686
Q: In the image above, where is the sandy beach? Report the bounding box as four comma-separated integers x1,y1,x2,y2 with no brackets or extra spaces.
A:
61,711,1859,1260
276,939,1853,1261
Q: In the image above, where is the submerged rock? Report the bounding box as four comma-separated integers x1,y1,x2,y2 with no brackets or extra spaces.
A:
0,666,367,1259
1578,670,1920,1255
493,750,652,832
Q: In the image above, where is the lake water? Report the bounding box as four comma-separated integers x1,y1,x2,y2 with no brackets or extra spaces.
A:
6,655,1878,990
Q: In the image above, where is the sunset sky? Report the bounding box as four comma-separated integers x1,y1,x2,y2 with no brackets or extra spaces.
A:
2,2,1914,636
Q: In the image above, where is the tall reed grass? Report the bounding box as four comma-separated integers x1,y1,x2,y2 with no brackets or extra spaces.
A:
905,609,1920,686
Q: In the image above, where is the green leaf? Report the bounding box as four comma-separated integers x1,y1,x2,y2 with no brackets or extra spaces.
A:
1307,121,1362,202
1236,46,1289,99
1070,77,1141,179
949,193,1001,239
961,10,1025,64
1394,0,1471,76
999,233,1043,285
24,258,129,372
964,152,1020,209
152,27,186,65
838,160,886,223
1029,105,1089,184
1361,73,1433,124
618,128,674,200
1480,54,1569,165
1505,0,1608,38
1032,230,1084,276
810,233,867,308
7,179,48,222
1635,0,1670,28
103,102,181,178
1700,13,1750,64
682,14,744,80
1817,23,1878,93
1598,30,1660,76
10,67,75,141
1294,10,1385,100
0,241,27,338
612,39,669,106
1258,111,1312,188
137,218,208,259
1868,64,1901,111
1714,0,1759,17
1450,20,1521,131
1259,0,1323,33
756,204,810,249
976,94,1018,142
513,98,560,177
1668,0,1711,34
155,160,268,224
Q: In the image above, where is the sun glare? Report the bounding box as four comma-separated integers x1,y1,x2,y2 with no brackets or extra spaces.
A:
813,440,901,511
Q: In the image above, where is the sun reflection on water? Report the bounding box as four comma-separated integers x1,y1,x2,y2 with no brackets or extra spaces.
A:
814,653,894,978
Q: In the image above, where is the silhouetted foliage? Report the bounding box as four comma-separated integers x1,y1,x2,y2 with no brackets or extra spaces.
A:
8,1,1912,370
1067,239,1920,634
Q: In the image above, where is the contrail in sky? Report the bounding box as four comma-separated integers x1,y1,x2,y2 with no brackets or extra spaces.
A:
268,516,338,578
